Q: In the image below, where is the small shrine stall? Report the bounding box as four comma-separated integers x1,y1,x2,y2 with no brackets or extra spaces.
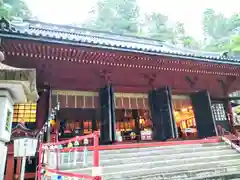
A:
0,51,38,180
5,122,42,180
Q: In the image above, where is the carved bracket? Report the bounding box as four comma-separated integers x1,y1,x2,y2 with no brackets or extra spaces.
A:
99,69,112,84
217,76,237,96
185,75,198,88
142,73,156,89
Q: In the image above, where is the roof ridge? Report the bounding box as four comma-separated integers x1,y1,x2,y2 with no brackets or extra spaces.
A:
23,19,166,45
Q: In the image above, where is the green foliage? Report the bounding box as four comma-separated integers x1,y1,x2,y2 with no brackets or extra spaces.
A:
143,12,175,41
82,0,202,50
0,0,238,53
0,0,31,20
83,0,139,34
203,8,240,52
182,36,200,49
230,35,240,53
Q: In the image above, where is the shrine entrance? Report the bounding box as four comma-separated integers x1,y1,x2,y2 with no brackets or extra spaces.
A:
115,109,152,142
173,97,197,139
51,89,230,144
56,108,99,141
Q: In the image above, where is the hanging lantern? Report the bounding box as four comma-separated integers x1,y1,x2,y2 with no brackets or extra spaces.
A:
57,102,60,111
40,168,46,175
0,51,5,62
83,138,89,145
130,132,136,140
50,119,56,126
67,142,73,148
139,117,145,124
42,146,47,150
74,140,80,147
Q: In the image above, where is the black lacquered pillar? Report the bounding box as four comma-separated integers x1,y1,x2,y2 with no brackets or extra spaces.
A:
99,84,116,144
148,86,177,141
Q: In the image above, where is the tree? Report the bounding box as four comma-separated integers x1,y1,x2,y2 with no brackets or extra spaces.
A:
228,13,240,34
230,35,240,54
82,0,139,34
143,12,175,42
173,22,200,49
203,8,230,40
0,0,31,20
203,8,240,52
181,36,200,49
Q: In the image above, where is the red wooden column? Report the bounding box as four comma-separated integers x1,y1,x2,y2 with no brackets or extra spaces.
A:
4,144,14,180
227,101,234,132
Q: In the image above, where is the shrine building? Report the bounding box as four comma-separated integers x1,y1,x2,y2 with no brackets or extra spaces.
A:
1,17,240,179
0,17,240,147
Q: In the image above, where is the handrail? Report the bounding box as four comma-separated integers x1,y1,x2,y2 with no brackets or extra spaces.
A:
38,131,101,180
43,131,100,146
217,125,240,152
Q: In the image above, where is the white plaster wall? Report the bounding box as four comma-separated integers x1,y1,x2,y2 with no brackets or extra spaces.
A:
0,95,14,142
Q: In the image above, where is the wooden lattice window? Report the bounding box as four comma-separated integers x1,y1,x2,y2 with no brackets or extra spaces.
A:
13,104,37,122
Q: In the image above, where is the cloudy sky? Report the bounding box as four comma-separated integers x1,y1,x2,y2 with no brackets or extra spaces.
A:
26,0,240,39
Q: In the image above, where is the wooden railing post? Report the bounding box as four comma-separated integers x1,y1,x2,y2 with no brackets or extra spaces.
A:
37,143,42,180
93,131,101,180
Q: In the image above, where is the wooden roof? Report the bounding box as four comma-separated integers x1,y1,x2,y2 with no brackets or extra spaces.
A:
11,123,39,138
0,18,239,65
0,18,239,96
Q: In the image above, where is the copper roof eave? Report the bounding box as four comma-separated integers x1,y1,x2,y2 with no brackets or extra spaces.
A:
1,32,240,66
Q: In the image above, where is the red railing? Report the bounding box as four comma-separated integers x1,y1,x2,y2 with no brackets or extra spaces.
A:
217,125,240,151
38,131,101,180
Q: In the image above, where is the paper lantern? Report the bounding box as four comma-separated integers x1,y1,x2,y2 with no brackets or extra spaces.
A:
130,132,136,139
0,51,5,62
74,141,80,147
67,142,73,148
50,119,56,126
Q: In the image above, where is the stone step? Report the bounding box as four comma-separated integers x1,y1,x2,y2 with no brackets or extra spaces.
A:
186,172,240,180
85,143,229,161
125,172,240,180
103,165,240,180
57,148,236,170
98,142,224,155
58,149,236,169
121,165,240,180
67,157,240,177
102,159,240,179
97,149,236,167
58,142,240,180
100,154,240,175
101,151,238,166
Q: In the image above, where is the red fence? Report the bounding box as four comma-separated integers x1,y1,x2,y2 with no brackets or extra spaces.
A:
217,125,240,150
38,131,101,180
